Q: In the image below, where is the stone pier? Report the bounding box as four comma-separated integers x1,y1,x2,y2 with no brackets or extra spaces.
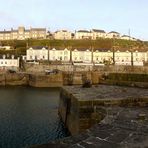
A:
59,85,148,135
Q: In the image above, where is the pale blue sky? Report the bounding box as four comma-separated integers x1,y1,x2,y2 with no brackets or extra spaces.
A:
0,0,148,40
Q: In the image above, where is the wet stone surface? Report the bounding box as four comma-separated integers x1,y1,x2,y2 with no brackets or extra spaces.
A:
32,85,148,148
33,107,148,148
63,85,148,101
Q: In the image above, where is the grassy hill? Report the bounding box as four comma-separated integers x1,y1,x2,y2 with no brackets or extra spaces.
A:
0,38,147,55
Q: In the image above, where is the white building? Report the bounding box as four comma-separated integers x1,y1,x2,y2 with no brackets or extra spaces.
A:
133,50,146,66
26,46,48,61
26,46,148,66
49,48,70,61
0,55,19,70
106,31,120,39
121,35,137,41
91,29,106,39
75,30,92,39
114,50,131,65
72,49,92,63
93,49,113,64
53,30,72,40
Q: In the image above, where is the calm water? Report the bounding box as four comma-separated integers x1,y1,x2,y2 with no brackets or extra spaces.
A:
0,86,69,148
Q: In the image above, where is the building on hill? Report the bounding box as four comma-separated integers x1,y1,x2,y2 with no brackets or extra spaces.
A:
49,48,70,61
26,46,148,66
26,46,48,61
0,54,19,70
0,26,46,40
93,49,113,64
72,48,92,63
114,50,131,65
120,35,137,41
53,30,72,40
75,30,92,39
106,31,120,39
26,47,70,62
91,29,106,39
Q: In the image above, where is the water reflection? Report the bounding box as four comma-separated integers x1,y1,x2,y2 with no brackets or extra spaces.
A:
0,86,69,148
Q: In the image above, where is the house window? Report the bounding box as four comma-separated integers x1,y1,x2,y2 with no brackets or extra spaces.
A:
64,51,68,55
30,56,32,60
5,61,7,64
1,62,3,64
43,56,45,59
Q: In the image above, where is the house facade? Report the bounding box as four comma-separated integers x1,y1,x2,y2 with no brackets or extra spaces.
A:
53,30,72,40
26,47,148,66
72,49,92,63
75,30,92,39
0,55,19,70
49,48,70,61
115,50,131,65
0,26,46,40
93,50,113,64
121,35,137,41
26,47,48,61
106,31,120,39
91,29,106,39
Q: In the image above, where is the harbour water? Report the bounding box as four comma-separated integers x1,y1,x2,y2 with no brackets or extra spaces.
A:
0,86,69,148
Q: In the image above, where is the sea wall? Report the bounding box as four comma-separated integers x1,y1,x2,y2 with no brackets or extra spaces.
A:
0,73,29,86
0,70,147,87
29,73,63,87
59,85,148,135
100,73,148,88
25,63,148,74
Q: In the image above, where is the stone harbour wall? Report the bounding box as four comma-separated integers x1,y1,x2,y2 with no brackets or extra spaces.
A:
59,85,148,135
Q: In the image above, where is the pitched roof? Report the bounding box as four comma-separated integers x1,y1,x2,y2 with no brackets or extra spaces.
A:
30,46,48,50
77,30,90,33
0,31,11,33
92,29,105,33
109,31,120,34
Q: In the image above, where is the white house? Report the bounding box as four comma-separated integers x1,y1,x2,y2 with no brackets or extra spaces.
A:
133,50,146,66
53,30,72,40
0,55,19,70
121,35,137,41
91,29,106,39
106,31,120,39
75,30,92,39
93,49,113,64
26,46,48,61
115,50,131,65
72,49,92,63
49,48,70,61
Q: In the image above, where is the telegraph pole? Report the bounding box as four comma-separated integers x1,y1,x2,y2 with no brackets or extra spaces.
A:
129,29,133,66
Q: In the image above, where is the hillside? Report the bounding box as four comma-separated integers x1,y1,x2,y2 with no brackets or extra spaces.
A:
0,38,147,55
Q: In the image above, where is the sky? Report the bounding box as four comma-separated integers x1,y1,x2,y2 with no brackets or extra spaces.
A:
0,0,148,40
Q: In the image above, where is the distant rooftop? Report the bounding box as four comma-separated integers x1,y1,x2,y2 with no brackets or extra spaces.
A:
77,30,90,33
92,29,105,33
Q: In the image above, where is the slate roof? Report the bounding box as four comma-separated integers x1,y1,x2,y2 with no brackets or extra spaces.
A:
77,30,90,33
30,46,48,50
0,31,11,33
92,29,106,33
109,31,120,34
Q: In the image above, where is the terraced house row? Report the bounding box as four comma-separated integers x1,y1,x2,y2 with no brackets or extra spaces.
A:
26,47,148,66
0,26,136,40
